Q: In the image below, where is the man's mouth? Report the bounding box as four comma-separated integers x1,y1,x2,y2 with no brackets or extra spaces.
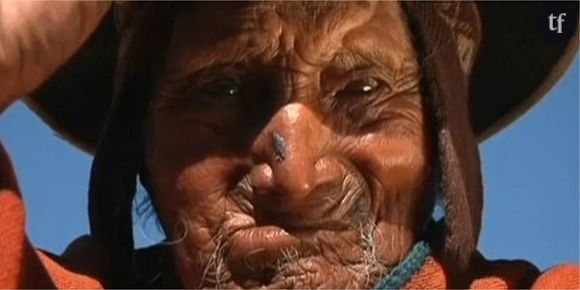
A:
217,174,374,287
224,222,366,288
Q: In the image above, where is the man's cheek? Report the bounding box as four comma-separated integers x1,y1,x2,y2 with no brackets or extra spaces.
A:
147,157,232,228
146,107,247,150
374,153,428,194
172,157,246,202
156,167,235,245
348,136,428,190
343,136,430,225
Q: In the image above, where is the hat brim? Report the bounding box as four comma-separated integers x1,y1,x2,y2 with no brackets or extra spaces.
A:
26,2,579,154
470,2,579,141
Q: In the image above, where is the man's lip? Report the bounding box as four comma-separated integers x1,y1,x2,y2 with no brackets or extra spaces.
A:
227,226,301,277
222,212,256,237
274,218,352,232
225,219,352,267
225,217,351,242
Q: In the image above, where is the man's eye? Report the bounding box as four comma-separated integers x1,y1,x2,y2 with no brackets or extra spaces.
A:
336,77,386,98
202,77,241,99
187,77,241,106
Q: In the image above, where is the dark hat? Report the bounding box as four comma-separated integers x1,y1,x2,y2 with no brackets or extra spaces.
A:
25,2,579,288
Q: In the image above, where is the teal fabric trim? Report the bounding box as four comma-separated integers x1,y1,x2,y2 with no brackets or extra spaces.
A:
373,240,432,289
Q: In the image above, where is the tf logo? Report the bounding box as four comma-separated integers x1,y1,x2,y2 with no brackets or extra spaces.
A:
548,13,566,34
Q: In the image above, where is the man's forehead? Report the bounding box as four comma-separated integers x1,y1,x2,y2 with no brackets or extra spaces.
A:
164,1,414,75
176,1,379,29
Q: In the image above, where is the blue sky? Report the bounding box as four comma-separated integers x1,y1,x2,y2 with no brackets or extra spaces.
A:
0,56,578,272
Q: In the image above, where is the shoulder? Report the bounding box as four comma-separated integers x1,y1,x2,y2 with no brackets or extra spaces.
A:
64,236,181,288
37,235,106,288
471,256,540,289
531,263,579,289
471,254,579,289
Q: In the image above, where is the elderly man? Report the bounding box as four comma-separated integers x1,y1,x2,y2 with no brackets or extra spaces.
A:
0,1,578,289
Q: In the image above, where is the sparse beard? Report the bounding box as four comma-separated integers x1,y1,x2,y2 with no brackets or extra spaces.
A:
172,219,393,289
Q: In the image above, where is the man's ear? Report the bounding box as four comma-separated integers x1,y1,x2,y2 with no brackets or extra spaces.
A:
402,2,484,287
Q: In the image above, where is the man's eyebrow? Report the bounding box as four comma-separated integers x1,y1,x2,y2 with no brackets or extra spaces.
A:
330,51,373,72
328,50,394,73
173,44,400,81
329,48,418,83
167,44,258,82
186,51,254,75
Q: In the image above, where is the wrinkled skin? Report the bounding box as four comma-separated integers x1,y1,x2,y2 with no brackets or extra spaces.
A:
143,2,432,288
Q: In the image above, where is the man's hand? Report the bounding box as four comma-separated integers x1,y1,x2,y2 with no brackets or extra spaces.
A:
0,1,111,112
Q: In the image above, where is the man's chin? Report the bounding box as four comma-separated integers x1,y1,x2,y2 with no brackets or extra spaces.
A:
264,255,383,289
188,254,382,289
174,223,392,289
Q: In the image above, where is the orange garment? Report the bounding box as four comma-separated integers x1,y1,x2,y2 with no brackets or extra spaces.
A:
404,254,579,289
0,142,578,289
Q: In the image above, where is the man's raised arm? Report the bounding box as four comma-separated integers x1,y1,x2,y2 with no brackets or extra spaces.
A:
0,1,110,112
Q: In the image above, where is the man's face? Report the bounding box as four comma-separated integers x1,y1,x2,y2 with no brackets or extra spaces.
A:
143,2,431,288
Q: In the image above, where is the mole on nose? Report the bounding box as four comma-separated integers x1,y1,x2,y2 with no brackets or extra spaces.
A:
251,104,322,200
272,131,286,163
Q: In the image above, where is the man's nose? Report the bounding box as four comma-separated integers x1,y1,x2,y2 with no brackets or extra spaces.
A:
249,103,343,202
